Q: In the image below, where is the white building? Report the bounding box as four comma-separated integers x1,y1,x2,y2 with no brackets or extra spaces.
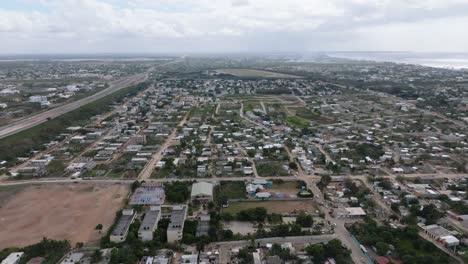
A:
29,95,48,103
167,205,187,243
110,209,136,243
190,182,214,202
138,206,161,241
1,252,23,264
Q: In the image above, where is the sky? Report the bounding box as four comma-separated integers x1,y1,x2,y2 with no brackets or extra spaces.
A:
1,0,468,54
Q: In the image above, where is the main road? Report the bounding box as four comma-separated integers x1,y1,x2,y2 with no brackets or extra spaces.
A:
0,73,148,139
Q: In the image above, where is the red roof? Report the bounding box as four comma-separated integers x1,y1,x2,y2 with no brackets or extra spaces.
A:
375,256,389,264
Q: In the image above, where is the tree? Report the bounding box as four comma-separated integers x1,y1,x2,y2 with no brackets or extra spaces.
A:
165,181,191,203
305,244,325,262
419,204,444,225
95,224,103,234
376,241,389,255
237,207,268,222
317,175,331,190
131,180,141,192
296,211,313,227
289,162,298,170
91,249,102,263
75,242,84,249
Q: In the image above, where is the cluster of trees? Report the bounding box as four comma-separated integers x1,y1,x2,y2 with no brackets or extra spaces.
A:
164,181,191,203
317,175,331,190
295,211,313,227
305,239,351,264
256,223,310,238
181,220,198,244
236,207,268,222
343,178,371,202
0,238,70,264
349,218,451,264
348,142,385,160
268,243,296,261
256,162,289,177
439,194,468,215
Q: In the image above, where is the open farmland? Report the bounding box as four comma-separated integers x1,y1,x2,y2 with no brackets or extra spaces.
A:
215,69,300,78
0,184,128,249
224,200,318,215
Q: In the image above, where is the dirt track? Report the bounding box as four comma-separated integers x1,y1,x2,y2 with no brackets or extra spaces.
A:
0,184,128,249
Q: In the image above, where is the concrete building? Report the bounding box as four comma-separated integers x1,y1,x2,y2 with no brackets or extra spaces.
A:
421,224,459,247
110,209,136,243
60,252,84,264
167,205,187,243
138,206,161,241
1,252,24,264
190,182,213,202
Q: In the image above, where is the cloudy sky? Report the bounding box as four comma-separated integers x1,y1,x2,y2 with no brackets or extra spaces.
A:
1,0,468,54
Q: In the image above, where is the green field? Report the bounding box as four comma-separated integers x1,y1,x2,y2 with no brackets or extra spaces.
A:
224,200,318,215
284,116,310,129
214,181,246,204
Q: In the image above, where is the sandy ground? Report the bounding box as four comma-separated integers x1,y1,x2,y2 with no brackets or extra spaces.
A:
0,184,128,249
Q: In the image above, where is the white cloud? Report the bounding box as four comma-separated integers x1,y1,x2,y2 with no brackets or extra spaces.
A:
0,0,468,53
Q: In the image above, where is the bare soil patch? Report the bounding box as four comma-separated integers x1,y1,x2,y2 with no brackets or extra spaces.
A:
0,184,128,249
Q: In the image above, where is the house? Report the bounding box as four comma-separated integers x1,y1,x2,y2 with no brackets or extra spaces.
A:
180,254,197,264
197,165,208,177
167,205,187,243
60,253,84,264
190,182,214,202
138,207,161,241
1,252,24,264
421,224,459,247
110,209,136,243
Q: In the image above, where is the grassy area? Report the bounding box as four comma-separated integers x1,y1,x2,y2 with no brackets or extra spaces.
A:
214,181,246,204
284,116,309,129
243,101,262,112
0,82,149,162
267,180,302,193
256,162,290,177
224,200,318,215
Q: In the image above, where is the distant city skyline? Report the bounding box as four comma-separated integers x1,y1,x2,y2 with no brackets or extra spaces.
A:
1,0,468,53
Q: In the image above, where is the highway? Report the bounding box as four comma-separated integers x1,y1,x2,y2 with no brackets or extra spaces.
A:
0,73,148,139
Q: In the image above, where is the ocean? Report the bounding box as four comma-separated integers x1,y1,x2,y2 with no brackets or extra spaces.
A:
325,51,468,70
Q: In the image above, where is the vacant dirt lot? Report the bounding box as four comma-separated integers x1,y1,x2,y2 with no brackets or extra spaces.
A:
0,184,128,249
224,200,318,215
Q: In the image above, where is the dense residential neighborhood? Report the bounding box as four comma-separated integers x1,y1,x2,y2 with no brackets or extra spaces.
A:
0,55,467,264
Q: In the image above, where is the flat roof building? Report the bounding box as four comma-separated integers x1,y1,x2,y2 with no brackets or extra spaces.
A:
138,206,161,241
110,209,136,243
167,205,187,243
1,252,24,264
190,182,213,202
